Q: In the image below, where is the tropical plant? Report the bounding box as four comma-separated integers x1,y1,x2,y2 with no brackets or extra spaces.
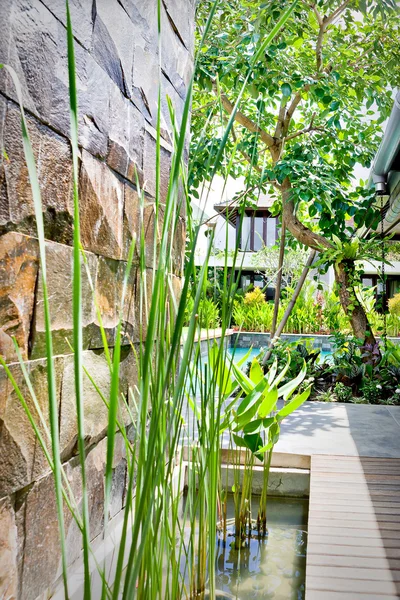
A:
389,292,400,316
198,297,221,328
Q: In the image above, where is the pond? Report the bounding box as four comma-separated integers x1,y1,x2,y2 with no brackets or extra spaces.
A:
183,495,308,600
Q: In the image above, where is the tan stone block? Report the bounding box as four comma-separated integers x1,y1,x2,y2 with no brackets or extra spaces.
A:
0,496,18,600
0,356,63,498
1,102,73,243
0,233,39,362
143,132,172,202
79,150,124,260
59,351,111,462
30,242,97,360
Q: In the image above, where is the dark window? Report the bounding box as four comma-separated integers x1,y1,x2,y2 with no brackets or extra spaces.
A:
237,211,277,251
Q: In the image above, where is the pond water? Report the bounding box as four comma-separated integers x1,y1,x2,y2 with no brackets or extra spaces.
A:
185,495,308,600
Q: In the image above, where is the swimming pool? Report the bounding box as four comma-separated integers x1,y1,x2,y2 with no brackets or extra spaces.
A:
229,347,332,364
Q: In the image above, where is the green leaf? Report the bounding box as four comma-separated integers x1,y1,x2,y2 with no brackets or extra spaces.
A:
281,82,292,97
258,386,278,418
250,358,264,385
278,360,307,400
277,385,312,418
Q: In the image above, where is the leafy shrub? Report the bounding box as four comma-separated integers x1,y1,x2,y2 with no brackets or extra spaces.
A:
389,293,400,317
360,379,384,404
334,382,353,403
232,299,273,331
198,297,220,329
243,286,266,306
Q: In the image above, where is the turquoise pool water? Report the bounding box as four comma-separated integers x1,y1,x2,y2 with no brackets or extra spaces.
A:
229,347,331,364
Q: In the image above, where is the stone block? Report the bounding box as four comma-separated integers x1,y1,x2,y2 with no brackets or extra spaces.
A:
0,356,64,498
79,150,124,260
0,233,39,362
143,132,172,202
92,0,136,99
0,101,73,243
119,344,140,401
0,496,18,600
0,1,69,128
107,87,145,183
40,0,94,50
29,242,97,359
162,0,196,55
59,351,111,461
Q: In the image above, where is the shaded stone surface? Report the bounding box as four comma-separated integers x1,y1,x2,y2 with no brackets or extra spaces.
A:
0,496,18,600
107,87,144,183
79,150,124,260
0,356,64,498
59,351,111,461
0,233,39,362
0,0,193,598
0,99,73,242
29,242,97,359
143,131,172,201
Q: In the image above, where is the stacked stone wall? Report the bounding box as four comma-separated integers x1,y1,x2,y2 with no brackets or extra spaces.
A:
0,1,194,598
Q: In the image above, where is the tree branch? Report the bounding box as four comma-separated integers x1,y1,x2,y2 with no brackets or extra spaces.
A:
315,0,352,72
284,113,324,141
220,93,277,151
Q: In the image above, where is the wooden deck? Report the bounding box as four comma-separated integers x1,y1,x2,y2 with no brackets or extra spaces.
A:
306,455,400,600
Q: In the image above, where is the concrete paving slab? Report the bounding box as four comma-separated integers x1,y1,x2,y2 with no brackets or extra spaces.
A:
275,401,400,459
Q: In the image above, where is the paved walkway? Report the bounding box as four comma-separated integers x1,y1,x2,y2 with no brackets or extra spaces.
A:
275,401,400,458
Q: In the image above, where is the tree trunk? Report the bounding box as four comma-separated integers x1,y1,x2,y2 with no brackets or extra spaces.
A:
279,177,377,346
270,219,285,341
334,260,377,346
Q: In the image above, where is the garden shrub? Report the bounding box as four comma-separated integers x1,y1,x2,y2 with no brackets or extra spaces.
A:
198,297,220,329
389,293,400,317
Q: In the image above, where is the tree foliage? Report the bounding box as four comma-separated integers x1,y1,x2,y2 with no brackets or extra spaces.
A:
192,0,400,242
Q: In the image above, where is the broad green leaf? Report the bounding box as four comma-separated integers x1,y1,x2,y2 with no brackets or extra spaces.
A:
277,385,312,418
250,358,264,384
232,433,248,448
267,357,278,385
237,346,253,367
258,386,278,418
272,353,291,387
243,433,263,454
278,359,307,400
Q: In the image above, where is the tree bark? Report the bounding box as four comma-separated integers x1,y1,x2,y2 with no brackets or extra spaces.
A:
270,219,285,341
279,178,377,347
334,260,377,346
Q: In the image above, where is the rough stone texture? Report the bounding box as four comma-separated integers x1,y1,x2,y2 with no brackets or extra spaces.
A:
29,241,97,359
0,0,192,597
0,233,39,362
0,496,18,600
0,98,74,242
79,150,124,260
0,356,64,498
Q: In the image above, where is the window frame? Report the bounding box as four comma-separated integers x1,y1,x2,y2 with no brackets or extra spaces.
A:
237,210,277,251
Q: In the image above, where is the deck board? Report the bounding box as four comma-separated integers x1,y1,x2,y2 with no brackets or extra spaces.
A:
306,455,400,599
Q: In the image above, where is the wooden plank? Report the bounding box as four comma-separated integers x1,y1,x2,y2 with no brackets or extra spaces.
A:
306,456,400,600
306,591,400,600
307,554,400,571
307,575,400,595
307,564,400,582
